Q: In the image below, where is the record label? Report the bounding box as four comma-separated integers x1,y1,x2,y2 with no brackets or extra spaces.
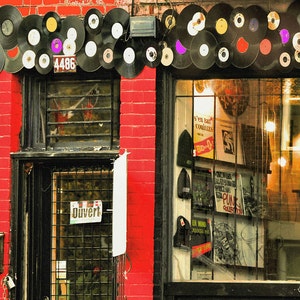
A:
279,52,291,68
234,13,245,28
293,32,300,51
51,38,63,54
2,20,14,37
280,29,290,44
85,41,97,57
161,9,178,31
161,46,174,66
63,39,76,55
218,46,229,63
67,27,77,41
99,43,115,69
46,17,58,33
28,29,41,46
111,22,123,40
22,49,36,69
236,37,249,53
216,18,228,35
88,14,100,30
123,47,135,64
39,53,50,69
268,11,280,30
260,39,271,55
295,50,300,63
103,48,113,64
175,39,186,55
146,46,157,62
249,18,259,33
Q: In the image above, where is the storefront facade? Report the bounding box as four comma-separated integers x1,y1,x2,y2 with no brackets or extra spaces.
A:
1,0,300,299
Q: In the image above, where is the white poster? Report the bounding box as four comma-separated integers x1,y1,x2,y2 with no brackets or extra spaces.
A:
70,200,102,225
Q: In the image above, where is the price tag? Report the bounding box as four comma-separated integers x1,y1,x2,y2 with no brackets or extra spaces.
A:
53,55,77,73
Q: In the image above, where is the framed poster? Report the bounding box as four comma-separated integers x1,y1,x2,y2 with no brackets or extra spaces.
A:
215,119,244,165
213,214,264,268
214,170,245,215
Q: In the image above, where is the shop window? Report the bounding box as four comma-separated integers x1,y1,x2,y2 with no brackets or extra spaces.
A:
23,74,120,151
173,78,300,282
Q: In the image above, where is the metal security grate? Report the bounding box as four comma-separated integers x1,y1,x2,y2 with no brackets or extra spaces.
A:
51,166,113,299
46,79,119,150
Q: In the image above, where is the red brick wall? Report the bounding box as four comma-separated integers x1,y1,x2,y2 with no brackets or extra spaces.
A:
0,71,22,297
120,66,156,299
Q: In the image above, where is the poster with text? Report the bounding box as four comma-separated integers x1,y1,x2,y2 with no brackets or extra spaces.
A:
214,170,245,215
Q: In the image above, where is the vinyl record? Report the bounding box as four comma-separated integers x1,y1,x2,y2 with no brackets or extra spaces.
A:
267,11,280,30
166,27,192,69
0,5,23,50
277,49,294,73
0,43,5,72
278,13,298,46
245,5,268,44
77,39,101,72
4,46,23,73
22,49,36,69
206,3,234,42
254,29,281,70
35,48,53,74
18,15,47,52
49,33,64,54
176,4,207,49
142,39,162,68
215,42,232,68
190,30,217,70
287,1,300,26
102,8,130,45
161,9,178,31
114,37,144,78
42,11,61,34
99,42,115,69
160,42,174,66
230,7,248,33
84,8,103,35
231,36,259,68
60,16,85,53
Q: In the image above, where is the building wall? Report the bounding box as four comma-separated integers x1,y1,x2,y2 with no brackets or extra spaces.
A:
0,71,22,296
0,1,157,299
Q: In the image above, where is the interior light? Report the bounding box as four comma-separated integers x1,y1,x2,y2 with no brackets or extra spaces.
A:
278,156,287,167
265,121,275,132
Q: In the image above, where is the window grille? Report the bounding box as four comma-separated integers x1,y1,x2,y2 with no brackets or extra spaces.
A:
45,79,119,150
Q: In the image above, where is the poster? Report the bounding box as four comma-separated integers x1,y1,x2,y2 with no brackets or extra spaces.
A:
215,119,244,165
214,170,245,215
193,88,215,159
214,215,264,268
70,200,102,224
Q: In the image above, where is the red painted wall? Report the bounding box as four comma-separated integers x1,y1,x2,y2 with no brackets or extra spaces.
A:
0,71,22,297
0,2,157,298
120,67,156,299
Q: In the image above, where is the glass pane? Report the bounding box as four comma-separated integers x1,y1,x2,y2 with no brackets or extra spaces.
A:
173,78,300,282
51,168,113,299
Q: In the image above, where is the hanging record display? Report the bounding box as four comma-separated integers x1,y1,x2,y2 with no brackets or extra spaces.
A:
77,38,101,72
4,46,23,73
254,29,281,71
114,36,144,78
18,15,47,52
205,3,234,42
190,30,217,70
84,8,103,36
42,11,61,35
0,5,23,50
176,4,207,49
267,11,280,30
165,27,192,69
231,36,259,68
0,43,5,72
102,8,130,45
161,9,178,32
35,48,53,74
245,5,268,44
99,42,115,69
60,16,85,53
215,41,232,68
142,39,162,68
